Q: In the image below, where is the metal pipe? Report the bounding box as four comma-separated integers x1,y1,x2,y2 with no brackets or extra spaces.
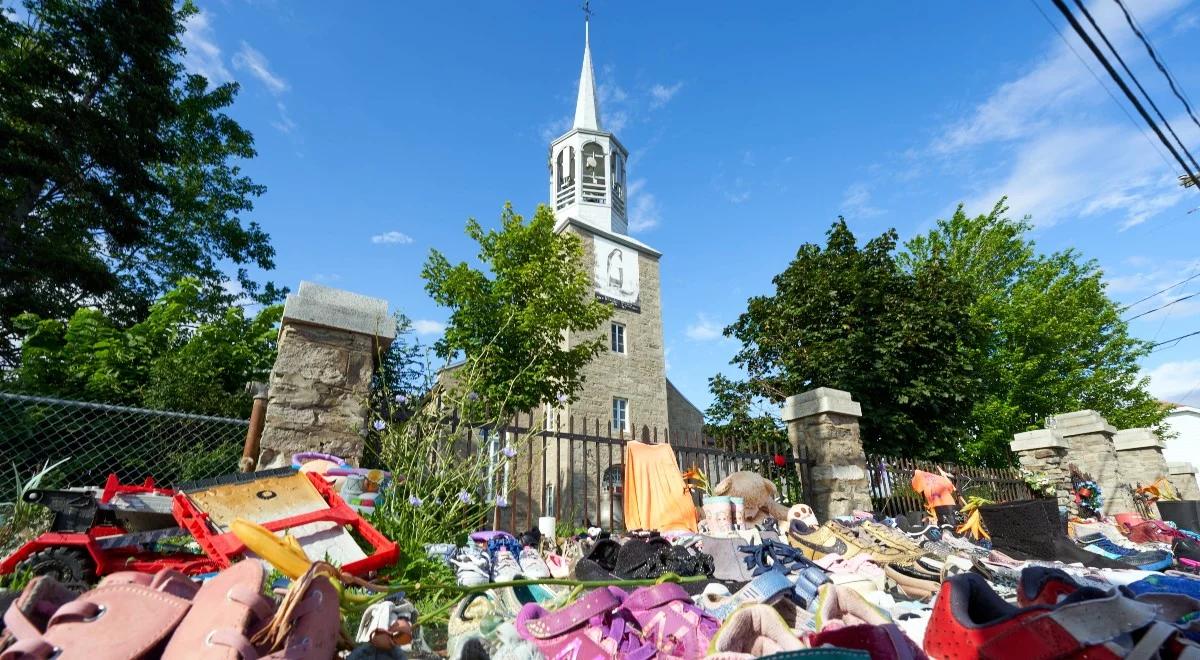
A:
240,382,269,472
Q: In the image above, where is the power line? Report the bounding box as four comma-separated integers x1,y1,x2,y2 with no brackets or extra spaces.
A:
1150,328,1200,352
1027,0,1178,178
1050,0,1200,188
1126,290,1200,321
1070,0,1200,176
1119,269,1200,311
1110,0,1200,132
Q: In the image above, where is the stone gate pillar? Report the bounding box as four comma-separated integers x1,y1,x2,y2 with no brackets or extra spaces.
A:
257,282,394,469
1169,462,1200,500
781,387,871,522
1114,428,1169,490
1010,429,1073,512
1047,410,1135,515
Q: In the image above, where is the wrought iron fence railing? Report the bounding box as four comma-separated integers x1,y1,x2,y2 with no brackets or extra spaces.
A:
865,453,1034,517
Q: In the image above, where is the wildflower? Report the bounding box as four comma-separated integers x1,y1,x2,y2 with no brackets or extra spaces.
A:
395,393,408,404
467,391,480,401
457,490,473,504
408,495,423,507
496,496,508,508
502,446,517,459
372,419,387,431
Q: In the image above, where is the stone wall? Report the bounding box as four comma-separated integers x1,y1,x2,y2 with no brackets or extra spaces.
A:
666,378,704,442
1170,462,1200,500
257,282,393,469
1011,429,1074,513
1114,428,1169,490
564,228,668,435
1047,410,1136,515
782,388,871,521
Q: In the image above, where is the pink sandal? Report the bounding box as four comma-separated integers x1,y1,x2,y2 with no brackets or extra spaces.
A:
515,587,656,659
615,583,720,659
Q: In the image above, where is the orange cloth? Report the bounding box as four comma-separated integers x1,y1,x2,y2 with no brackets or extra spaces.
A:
623,441,698,532
912,469,957,508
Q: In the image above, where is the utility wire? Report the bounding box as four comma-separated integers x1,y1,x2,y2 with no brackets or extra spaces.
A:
1027,0,1178,178
1050,0,1200,188
1119,269,1200,311
1075,0,1200,178
1126,290,1200,321
1070,0,1200,176
1111,0,1200,132
1150,329,1200,352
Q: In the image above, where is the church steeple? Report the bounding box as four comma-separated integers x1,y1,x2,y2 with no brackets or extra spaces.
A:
573,21,602,131
549,14,630,235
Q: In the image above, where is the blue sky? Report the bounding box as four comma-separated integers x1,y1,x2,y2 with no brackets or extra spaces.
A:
182,1,1200,411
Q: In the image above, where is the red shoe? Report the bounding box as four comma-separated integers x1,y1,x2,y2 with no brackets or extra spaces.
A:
1016,566,1083,608
924,572,1181,660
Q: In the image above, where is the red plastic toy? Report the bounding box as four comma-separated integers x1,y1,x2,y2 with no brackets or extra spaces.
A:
1,471,397,586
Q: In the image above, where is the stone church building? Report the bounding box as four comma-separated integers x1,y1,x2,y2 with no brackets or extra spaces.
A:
544,22,703,441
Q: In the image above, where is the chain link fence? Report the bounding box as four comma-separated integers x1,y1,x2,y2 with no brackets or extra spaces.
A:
1,392,248,504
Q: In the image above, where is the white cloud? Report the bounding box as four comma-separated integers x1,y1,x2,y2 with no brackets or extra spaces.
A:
233,42,288,95
1147,360,1200,405
540,115,572,143
840,182,884,218
960,122,1187,229
181,10,231,84
271,102,298,134
685,314,723,341
412,320,446,336
371,231,414,245
627,179,660,232
312,273,341,283
936,0,1194,231
649,82,683,109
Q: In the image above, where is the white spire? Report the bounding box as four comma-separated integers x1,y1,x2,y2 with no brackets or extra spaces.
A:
573,19,602,131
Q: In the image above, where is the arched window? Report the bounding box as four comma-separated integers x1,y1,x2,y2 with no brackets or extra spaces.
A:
556,147,575,191
581,142,607,204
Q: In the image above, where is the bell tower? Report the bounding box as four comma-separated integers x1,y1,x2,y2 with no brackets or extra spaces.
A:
548,18,630,235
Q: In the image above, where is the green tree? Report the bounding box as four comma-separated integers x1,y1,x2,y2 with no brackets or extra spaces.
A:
11,278,281,417
901,201,1163,464
721,219,984,460
422,203,612,419
703,373,787,452
0,0,279,367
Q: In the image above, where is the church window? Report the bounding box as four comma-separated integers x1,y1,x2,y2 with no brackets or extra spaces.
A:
581,142,607,204
612,397,629,432
610,322,626,354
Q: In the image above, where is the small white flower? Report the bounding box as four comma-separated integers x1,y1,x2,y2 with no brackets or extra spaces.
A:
372,419,386,431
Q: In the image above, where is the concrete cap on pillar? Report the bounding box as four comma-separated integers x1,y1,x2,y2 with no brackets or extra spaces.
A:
781,387,862,421
1169,462,1198,475
1045,410,1117,437
1010,429,1068,452
1113,428,1165,451
282,281,396,342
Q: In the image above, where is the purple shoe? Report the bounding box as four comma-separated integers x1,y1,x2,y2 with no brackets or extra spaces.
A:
616,583,721,659
515,586,656,659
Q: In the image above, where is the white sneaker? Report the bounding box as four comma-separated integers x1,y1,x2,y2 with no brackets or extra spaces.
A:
452,547,490,587
492,549,524,583
518,547,551,579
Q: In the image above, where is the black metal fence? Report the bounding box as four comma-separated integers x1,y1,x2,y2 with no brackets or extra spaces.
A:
484,413,810,534
1,392,248,504
865,453,1034,517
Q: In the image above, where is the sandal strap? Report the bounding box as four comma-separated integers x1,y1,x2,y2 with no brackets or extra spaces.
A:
521,587,622,639
621,583,689,612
